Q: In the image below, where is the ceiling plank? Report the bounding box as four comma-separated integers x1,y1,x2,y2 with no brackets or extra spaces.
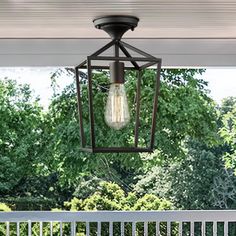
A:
0,0,236,38
0,38,236,67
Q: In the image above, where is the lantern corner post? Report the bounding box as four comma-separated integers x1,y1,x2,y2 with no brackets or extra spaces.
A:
87,57,96,149
134,69,142,147
75,65,86,148
150,60,161,150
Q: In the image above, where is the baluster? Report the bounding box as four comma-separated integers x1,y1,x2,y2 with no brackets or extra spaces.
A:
109,222,113,236
178,222,182,236
224,221,228,236
190,222,194,236
213,221,217,236
60,222,63,236
86,222,90,236
155,221,160,236
144,222,148,236
50,221,53,236
28,220,32,236
39,222,43,236
167,221,171,236
201,221,205,236
97,222,101,236
16,222,20,236
121,222,125,236
132,222,136,236
71,221,76,236
6,222,10,236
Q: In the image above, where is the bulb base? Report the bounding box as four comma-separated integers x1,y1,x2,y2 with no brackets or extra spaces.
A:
110,61,125,84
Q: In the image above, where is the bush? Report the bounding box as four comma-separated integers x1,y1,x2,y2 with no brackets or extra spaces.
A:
63,181,174,235
0,202,11,212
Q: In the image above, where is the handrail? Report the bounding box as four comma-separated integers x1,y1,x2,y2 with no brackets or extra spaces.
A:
0,210,236,222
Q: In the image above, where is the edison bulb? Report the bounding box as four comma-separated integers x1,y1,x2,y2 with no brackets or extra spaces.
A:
105,83,130,130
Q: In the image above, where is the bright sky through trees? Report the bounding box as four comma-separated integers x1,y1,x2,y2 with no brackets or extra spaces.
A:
0,68,235,107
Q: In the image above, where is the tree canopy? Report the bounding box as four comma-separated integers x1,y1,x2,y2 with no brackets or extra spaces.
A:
0,68,235,211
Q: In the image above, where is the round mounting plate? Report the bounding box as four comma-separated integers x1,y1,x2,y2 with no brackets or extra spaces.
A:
93,15,139,39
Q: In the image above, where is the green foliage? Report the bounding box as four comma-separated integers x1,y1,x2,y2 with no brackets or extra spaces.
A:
220,97,236,115
0,79,70,204
212,168,236,208
0,202,11,212
1,69,234,215
40,68,218,191
0,79,43,194
63,182,174,235
134,140,232,209
219,99,236,173
64,181,173,211
0,197,56,210
0,156,20,192
0,203,11,235
157,69,218,156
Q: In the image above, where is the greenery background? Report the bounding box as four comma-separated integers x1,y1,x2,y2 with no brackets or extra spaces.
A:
0,68,236,234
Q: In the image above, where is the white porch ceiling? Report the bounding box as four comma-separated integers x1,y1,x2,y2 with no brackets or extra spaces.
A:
0,0,236,67
1,0,236,38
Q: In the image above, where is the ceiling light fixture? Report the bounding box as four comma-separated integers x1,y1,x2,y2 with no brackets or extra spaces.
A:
75,15,162,153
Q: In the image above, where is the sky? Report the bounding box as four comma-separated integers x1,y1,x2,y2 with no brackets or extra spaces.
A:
0,67,73,108
0,68,235,107
202,69,236,103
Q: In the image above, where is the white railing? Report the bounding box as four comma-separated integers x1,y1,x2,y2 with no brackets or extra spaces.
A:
0,210,236,235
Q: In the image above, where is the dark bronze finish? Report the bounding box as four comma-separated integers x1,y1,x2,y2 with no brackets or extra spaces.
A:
134,71,141,147
93,15,139,40
150,62,161,149
110,61,125,84
81,147,152,153
75,16,162,153
89,56,160,62
119,43,140,70
75,68,85,147
87,58,96,148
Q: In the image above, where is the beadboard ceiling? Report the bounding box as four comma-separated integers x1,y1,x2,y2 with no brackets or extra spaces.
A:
1,0,236,38
0,0,236,66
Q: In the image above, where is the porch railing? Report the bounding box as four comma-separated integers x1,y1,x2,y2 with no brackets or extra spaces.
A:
0,210,236,235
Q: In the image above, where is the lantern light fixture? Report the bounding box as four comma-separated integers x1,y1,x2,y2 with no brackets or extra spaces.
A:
75,15,162,153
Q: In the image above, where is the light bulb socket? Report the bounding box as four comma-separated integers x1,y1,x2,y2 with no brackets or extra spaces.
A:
110,61,125,84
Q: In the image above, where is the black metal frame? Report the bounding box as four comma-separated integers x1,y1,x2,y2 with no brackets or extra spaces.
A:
75,40,161,153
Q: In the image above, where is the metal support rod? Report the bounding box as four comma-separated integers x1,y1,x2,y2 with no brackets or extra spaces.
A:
114,41,119,57
75,68,86,147
140,61,157,70
118,42,140,70
75,60,87,70
91,40,116,57
89,56,160,62
87,58,96,148
92,147,152,153
79,65,136,70
134,71,142,147
75,40,116,69
150,61,162,149
120,41,156,59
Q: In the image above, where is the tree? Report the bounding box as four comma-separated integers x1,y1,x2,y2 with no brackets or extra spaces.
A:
0,79,43,195
41,68,218,193
212,168,236,209
63,181,174,236
219,97,236,173
134,139,226,209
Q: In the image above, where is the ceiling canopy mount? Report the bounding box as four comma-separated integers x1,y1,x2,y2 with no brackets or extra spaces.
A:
93,15,139,40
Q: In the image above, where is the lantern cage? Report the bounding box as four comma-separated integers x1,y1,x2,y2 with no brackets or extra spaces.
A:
75,16,162,153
